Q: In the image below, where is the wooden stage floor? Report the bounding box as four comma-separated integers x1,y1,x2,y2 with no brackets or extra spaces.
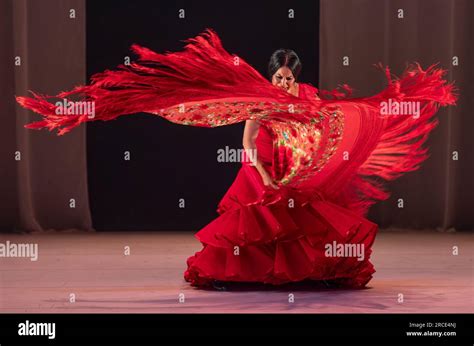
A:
1,230,472,313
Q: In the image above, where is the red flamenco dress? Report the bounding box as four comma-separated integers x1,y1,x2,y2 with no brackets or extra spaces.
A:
16,29,457,289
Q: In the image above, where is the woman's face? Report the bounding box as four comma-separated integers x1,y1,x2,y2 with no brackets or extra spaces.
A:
271,66,296,92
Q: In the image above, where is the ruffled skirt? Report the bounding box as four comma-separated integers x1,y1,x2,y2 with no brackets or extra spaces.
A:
184,127,377,288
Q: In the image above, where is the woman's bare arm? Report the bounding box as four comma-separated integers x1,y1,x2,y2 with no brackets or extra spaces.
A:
242,120,279,189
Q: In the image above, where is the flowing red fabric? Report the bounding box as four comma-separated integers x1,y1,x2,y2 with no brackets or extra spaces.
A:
16,29,457,288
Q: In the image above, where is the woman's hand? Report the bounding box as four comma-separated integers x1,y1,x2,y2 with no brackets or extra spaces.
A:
259,168,279,190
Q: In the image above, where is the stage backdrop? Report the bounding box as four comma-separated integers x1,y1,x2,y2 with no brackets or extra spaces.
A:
1,0,472,233
0,0,92,233
320,0,473,230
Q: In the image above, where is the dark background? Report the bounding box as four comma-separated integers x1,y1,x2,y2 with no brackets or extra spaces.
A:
86,0,320,231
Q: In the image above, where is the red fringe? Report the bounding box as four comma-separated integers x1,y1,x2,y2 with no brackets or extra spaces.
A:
17,29,292,136
340,63,458,215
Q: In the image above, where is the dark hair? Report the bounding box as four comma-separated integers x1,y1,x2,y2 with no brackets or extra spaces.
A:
267,49,302,80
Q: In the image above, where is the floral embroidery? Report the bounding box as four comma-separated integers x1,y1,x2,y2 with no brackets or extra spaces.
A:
269,105,344,185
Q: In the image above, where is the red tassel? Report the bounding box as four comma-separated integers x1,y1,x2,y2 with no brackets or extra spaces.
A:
342,63,458,215
17,29,293,136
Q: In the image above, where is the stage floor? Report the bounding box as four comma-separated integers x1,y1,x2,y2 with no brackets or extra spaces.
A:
1,229,472,313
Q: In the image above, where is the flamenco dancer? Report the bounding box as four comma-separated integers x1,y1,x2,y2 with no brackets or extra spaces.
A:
17,29,457,291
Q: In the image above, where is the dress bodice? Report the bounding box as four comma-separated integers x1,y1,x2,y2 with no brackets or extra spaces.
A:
255,83,320,165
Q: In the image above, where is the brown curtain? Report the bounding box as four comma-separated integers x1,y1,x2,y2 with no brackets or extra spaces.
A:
320,0,473,230
0,0,92,232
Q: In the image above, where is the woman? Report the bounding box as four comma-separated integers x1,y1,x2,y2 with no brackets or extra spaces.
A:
183,48,378,290
16,29,457,290
247,49,319,190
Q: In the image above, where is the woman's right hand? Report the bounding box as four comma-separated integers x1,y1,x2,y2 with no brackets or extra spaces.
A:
260,169,279,190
